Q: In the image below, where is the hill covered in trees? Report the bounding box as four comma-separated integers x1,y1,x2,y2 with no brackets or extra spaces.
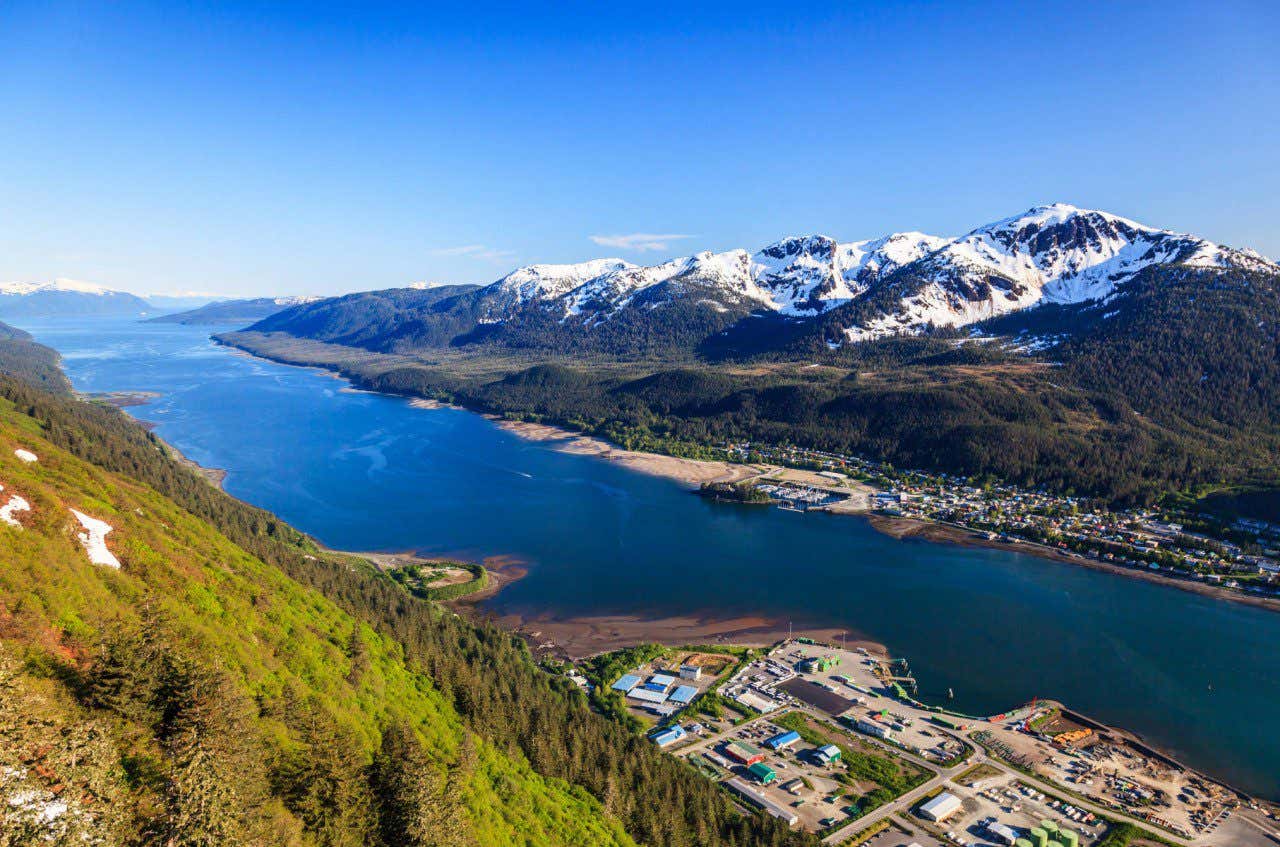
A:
228,209,1280,505
0,366,810,844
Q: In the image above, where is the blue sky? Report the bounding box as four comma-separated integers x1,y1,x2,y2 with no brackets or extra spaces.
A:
2,1,1277,297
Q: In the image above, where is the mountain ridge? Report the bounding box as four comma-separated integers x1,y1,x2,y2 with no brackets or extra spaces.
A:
0,279,152,319
249,204,1278,356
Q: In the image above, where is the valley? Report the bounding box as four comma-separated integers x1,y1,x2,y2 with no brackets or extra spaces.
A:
12,316,1280,807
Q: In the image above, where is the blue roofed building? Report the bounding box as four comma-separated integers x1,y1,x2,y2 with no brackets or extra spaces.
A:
669,685,699,704
765,729,801,750
649,674,677,689
650,725,688,748
611,673,641,693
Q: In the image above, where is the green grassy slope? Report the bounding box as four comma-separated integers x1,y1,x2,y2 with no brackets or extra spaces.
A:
0,394,636,846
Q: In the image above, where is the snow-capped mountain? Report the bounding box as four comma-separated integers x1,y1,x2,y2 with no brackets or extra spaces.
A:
451,203,1274,342
0,279,152,319
842,204,1278,341
244,204,1279,356
147,295,325,325
480,258,635,319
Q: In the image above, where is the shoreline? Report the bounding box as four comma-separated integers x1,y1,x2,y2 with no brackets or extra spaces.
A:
478,608,888,662
871,514,1280,613
214,334,1280,614
81,387,231,490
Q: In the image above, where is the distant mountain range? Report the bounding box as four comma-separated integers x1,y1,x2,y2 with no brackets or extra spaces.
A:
0,281,323,324
249,204,1277,356
0,279,152,319
149,295,322,325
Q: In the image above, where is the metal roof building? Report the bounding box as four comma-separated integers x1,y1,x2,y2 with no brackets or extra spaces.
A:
815,744,842,764
669,685,699,704
723,778,798,826
626,687,668,704
650,725,687,748
919,791,963,822
723,740,765,765
611,674,641,692
649,673,677,688
765,730,801,750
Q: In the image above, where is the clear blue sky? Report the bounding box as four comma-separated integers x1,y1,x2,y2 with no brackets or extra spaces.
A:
2,1,1277,297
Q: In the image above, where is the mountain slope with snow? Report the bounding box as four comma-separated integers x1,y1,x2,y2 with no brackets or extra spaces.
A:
836,204,1278,341
243,204,1279,356
0,279,152,319
147,295,324,325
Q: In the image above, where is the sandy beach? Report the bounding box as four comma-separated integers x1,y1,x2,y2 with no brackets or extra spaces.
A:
481,608,887,660
494,419,763,487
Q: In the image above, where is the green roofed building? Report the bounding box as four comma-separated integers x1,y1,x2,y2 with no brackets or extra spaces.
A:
747,762,777,785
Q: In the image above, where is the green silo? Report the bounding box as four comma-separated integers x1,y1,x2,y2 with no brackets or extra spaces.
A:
1016,839,1034,847
1041,820,1059,834
1058,830,1078,847
1030,827,1049,847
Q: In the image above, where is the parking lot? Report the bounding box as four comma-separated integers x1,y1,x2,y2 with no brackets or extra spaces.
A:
912,772,1106,847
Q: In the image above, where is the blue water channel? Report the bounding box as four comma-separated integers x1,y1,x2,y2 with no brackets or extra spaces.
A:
18,317,1280,799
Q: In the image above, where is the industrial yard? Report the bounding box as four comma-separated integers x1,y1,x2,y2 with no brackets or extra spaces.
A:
582,638,1280,845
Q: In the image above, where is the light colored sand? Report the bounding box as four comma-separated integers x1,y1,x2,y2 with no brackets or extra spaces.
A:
495,420,764,487
490,610,885,660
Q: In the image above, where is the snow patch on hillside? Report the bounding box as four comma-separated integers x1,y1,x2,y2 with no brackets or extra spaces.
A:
70,509,121,568
0,484,31,528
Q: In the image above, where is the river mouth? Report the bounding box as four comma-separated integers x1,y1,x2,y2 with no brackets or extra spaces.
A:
15,316,1280,802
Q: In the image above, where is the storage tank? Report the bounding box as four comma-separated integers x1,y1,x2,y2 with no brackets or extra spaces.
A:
1030,827,1049,847
1058,830,1079,847
1041,820,1059,834
1015,839,1034,847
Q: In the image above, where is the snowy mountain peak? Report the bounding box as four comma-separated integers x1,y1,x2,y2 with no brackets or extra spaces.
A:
449,205,1276,344
0,278,120,296
493,259,635,305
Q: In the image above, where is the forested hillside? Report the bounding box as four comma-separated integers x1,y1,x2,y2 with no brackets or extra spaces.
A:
0,320,71,393
229,210,1280,504
0,369,810,844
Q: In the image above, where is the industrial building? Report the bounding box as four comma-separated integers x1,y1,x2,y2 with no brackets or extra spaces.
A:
730,688,781,713
765,729,801,750
855,718,893,740
919,791,963,822
723,740,766,766
747,762,777,785
650,725,687,748
649,673,677,689
814,744,842,765
678,664,702,680
669,685,699,705
611,674,641,692
986,822,1019,845
626,687,668,705
723,778,799,826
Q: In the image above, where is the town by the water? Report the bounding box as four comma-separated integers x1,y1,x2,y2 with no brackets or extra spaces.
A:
701,440,1280,604
559,637,1280,846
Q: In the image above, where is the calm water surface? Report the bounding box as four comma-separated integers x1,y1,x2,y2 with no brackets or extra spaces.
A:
19,317,1280,799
